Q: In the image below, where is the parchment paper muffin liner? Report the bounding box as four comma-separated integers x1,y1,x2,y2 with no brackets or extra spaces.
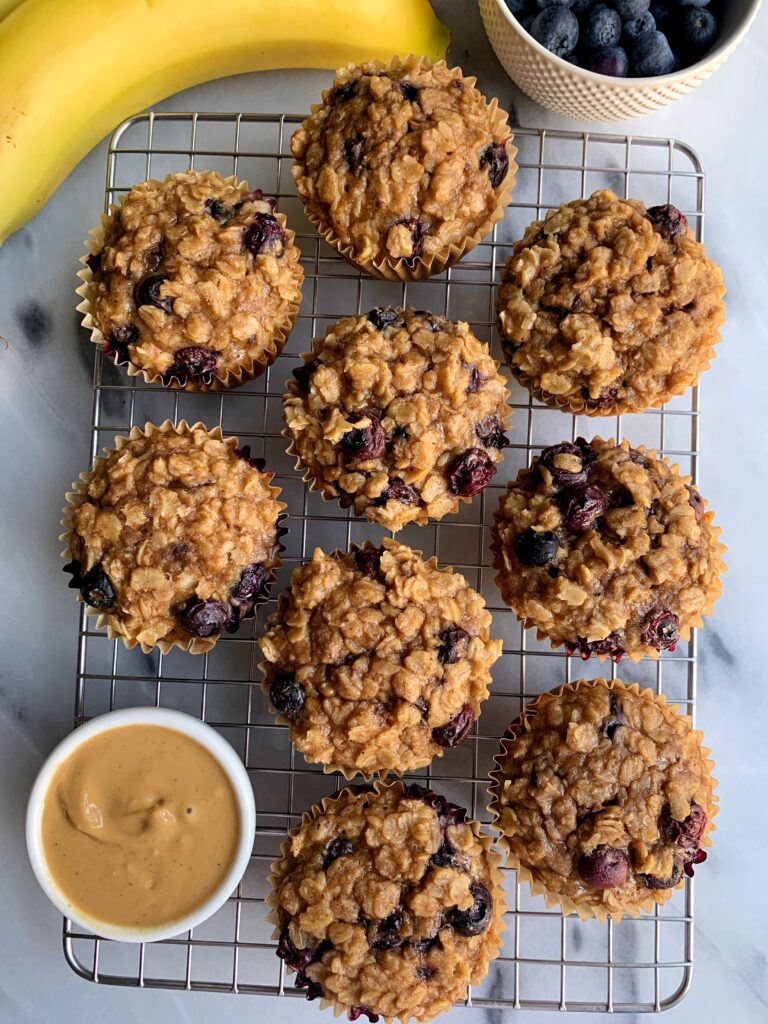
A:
258,539,501,781
489,440,727,662
75,176,303,392
266,779,507,1023
282,319,514,531
292,56,517,283
61,419,286,656
487,678,718,924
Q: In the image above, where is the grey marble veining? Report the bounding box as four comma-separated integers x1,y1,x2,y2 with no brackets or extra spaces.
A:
2,2,768,1021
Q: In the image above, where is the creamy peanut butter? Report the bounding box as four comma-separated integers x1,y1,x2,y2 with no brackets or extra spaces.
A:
40,725,240,929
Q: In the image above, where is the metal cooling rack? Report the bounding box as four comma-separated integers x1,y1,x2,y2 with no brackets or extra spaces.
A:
64,111,707,1013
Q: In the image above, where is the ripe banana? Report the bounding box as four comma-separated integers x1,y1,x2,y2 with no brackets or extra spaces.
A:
0,0,449,247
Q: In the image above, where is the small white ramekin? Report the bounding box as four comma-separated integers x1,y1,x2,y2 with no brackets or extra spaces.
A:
26,707,256,943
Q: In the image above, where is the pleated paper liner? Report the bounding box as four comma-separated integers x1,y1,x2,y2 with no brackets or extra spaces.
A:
75,173,303,392
487,678,718,924
266,779,507,1024
489,438,728,663
258,538,502,782
282,317,514,533
290,55,517,283
61,419,286,656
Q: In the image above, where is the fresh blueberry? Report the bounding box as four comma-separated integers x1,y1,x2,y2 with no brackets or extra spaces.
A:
475,416,510,449
630,29,676,75
539,440,590,488
480,142,510,188
561,484,607,531
649,0,672,30
578,846,630,889
437,626,471,665
245,213,286,256
673,0,709,7
397,218,426,269
447,448,497,497
503,0,530,11
341,413,386,462
587,45,629,76
177,597,231,637
230,562,266,604
646,203,688,239
134,274,172,314
269,672,305,719
584,4,622,48
679,8,718,57
622,11,655,40
432,704,475,748
105,323,138,363
536,0,574,6
572,0,596,11
447,882,492,937
367,306,402,331
355,547,384,581
75,563,116,610
374,478,420,506
513,528,559,567
641,608,679,650
530,8,580,57
370,911,404,951
614,0,649,15
324,836,353,867
162,346,218,385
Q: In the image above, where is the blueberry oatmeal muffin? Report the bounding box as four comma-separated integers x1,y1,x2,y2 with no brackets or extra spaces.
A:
77,170,303,390
259,540,501,778
268,781,505,1021
491,437,725,661
489,679,717,921
62,420,284,654
496,190,725,414
284,308,511,532
291,56,516,280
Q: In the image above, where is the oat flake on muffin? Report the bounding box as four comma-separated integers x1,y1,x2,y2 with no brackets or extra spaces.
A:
268,781,505,1022
489,679,717,921
62,421,284,653
259,539,501,777
491,436,725,660
291,55,516,280
496,189,725,414
80,170,303,389
284,307,511,532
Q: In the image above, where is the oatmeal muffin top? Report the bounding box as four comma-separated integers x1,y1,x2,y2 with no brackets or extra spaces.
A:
291,56,514,274
64,424,283,651
496,190,725,414
492,437,724,661
259,540,501,776
87,170,303,387
271,782,504,1022
490,680,716,918
284,307,511,532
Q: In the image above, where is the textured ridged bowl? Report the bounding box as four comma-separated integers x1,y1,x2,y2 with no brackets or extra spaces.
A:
479,0,762,121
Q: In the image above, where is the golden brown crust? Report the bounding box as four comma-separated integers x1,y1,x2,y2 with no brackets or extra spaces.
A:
258,540,501,777
496,190,725,415
291,56,516,280
488,679,717,921
491,437,725,661
268,781,505,1022
283,308,511,532
63,421,283,653
83,170,303,389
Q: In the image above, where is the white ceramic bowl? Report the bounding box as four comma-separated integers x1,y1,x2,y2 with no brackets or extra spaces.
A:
26,707,256,943
479,0,763,121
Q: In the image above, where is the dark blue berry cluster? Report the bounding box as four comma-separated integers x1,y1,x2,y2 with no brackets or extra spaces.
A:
504,0,721,78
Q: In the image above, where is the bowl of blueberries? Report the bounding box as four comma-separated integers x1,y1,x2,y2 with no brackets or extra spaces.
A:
479,0,762,120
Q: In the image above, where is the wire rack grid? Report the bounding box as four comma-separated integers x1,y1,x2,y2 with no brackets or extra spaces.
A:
63,111,708,1014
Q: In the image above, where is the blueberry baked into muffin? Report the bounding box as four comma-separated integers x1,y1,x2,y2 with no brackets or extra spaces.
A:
491,437,725,661
259,540,501,777
496,190,725,415
78,170,303,389
268,781,505,1021
284,308,511,532
62,421,284,653
291,56,516,280
489,679,717,921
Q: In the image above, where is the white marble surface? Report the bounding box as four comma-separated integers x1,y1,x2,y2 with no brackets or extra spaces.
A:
2,2,768,1021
